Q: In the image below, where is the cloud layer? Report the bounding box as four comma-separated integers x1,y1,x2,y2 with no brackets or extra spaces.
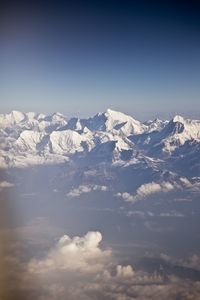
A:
1,227,200,300
25,231,200,300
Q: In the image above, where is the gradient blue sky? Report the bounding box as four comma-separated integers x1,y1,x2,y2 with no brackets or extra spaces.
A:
1,0,200,120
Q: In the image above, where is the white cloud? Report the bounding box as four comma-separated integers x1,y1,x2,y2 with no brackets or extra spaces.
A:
67,184,108,198
159,211,184,217
2,229,200,300
126,210,146,217
27,230,138,299
29,231,112,275
67,185,92,198
116,176,200,204
116,181,175,203
116,192,136,203
135,181,174,199
126,210,155,217
116,265,135,278
0,180,14,190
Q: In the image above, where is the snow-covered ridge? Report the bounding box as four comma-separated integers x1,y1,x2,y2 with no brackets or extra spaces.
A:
0,109,199,169
0,108,166,132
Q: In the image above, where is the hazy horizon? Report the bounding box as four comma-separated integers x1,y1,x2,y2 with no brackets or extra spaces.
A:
1,106,200,122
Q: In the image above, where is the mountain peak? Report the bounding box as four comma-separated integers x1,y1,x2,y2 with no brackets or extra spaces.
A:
172,115,185,123
10,110,25,120
0,110,25,127
105,108,114,113
0,109,200,168
105,108,120,114
105,108,130,119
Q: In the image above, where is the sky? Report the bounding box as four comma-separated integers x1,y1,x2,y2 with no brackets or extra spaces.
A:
1,0,200,120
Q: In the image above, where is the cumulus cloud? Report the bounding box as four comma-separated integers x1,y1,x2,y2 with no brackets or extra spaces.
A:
116,264,135,278
133,181,174,201
67,184,108,198
0,180,14,190
29,231,111,274
116,176,200,204
116,191,136,203
26,230,141,300
117,181,175,203
1,229,200,300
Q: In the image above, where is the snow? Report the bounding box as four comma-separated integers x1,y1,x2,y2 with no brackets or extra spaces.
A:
0,110,25,127
68,108,147,135
101,108,147,134
160,115,200,153
0,109,200,169
49,130,85,154
14,130,45,152
144,118,169,133
172,115,185,123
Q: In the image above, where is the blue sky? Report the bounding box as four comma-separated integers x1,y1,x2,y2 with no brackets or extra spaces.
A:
1,0,200,120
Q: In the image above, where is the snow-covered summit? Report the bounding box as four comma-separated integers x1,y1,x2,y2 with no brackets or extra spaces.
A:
0,109,199,169
63,108,146,135
144,118,169,133
79,108,147,135
104,108,146,134
172,115,185,123
0,110,25,127
138,114,200,155
166,115,200,141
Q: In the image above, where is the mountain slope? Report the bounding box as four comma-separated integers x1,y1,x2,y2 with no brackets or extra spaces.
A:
0,108,200,198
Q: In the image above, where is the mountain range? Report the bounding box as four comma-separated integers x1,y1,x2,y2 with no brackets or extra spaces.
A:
1,109,200,201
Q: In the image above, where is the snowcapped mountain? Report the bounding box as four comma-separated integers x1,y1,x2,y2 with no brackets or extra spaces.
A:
0,109,199,166
0,110,26,128
143,118,169,133
64,108,146,135
129,114,200,155
0,108,200,199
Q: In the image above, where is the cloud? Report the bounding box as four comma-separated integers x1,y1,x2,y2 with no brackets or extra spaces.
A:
116,192,136,202
160,253,200,271
27,230,140,299
1,227,200,300
0,180,14,190
126,210,146,217
134,181,174,200
116,181,175,203
67,184,108,198
28,231,111,274
126,210,184,218
159,211,184,217
25,231,200,300
116,176,200,204
126,210,154,217
116,265,135,278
